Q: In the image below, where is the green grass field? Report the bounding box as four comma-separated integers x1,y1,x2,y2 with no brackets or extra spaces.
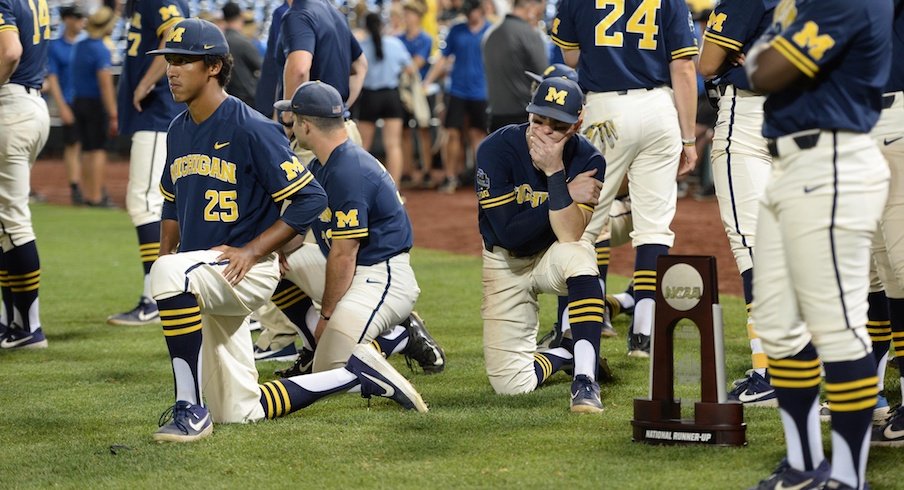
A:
0,204,899,489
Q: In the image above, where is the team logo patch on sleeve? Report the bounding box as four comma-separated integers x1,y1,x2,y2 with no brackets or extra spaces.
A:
477,168,490,192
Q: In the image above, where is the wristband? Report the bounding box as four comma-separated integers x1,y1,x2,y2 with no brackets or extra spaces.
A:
547,170,573,211
319,312,331,321
682,137,695,147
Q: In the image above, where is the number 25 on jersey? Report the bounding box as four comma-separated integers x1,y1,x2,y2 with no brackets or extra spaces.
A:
595,0,661,50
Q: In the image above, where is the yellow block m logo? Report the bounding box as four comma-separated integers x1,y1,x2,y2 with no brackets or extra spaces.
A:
792,21,835,60
336,210,360,228
279,156,305,181
166,27,185,43
707,12,727,32
545,87,568,106
159,5,181,21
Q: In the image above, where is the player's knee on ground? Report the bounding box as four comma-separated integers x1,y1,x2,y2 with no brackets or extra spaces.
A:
484,346,539,395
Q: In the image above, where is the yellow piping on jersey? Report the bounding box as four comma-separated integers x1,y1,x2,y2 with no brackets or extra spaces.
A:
170,154,237,185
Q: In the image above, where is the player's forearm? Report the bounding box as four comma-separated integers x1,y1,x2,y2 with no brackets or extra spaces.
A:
159,219,181,255
283,51,312,100
697,42,731,79
347,54,368,107
670,58,698,140
488,205,555,250
320,241,359,317
422,56,447,86
549,205,587,242
243,219,300,261
138,39,169,93
561,48,579,69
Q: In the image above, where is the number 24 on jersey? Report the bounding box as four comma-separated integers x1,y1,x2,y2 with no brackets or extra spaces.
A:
595,0,661,50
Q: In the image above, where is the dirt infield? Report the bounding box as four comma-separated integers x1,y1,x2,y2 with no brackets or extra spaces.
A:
30,158,743,296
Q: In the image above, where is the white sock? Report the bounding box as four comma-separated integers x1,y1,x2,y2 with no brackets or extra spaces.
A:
286,367,357,392
633,298,654,336
573,339,596,380
560,312,571,336
142,274,154,303
381,325,410,355
173,356,201,405
614,291,635,310
877,351,888,389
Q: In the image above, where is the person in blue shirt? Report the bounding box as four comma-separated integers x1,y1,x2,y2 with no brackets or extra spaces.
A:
108,0,189,327
147,19,426,443
398,0,436,188
477,77,607,413
45,5,85,205
71,6,118,208
0,0,51,350
423,0,491,193
272,80,446,375
746,0,893,488
357,12,414,185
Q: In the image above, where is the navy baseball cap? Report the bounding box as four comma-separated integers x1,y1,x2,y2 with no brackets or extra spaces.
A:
274,81,346,118
526,78,584,125
525,63,579,84
148,18,229,57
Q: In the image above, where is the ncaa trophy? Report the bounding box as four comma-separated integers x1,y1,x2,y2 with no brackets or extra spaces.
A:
631,255,746,446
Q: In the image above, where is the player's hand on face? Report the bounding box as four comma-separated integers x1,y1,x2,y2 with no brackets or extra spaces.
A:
528,122,568,175
212,245,259,286
678,145,698,177
567,168,602,205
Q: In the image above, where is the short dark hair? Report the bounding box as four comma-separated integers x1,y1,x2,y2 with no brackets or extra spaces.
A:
298,114,345,132
222,2,241,22
204,54,233,87
512,0,542,7
59,5,84,18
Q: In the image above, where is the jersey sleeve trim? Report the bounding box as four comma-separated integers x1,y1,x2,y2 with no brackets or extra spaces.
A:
156,16,184,37
160,184,175,202
479,191,516,209
703,31,743,51
550,35,579,49
577,203,595,213
670,46,699,59
271,171,314,202
331,228,369,240
771,36,817,78
0,26,18,33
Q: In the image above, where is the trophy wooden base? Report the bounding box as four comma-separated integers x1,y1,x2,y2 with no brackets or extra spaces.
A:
632,398,746,446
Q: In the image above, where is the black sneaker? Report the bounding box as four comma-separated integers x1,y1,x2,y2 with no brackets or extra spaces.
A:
570,374,603,413
537,323,564,349
401,311,446,374
346,344,428,412
274,347,315,377
627,332,650,358
749,459,829,490
872,405,904,447
153,400,213,443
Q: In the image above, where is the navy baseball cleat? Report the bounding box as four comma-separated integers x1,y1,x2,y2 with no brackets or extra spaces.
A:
107,298,160,326
748,459,829,490
570,374,603,413
627,332,650,358
871,405,904,447
727,371,778,407
0,326,48,349
153,400,213,443
346,344,428,412
274,347,315,377
401,311,446,374
253,341,298,362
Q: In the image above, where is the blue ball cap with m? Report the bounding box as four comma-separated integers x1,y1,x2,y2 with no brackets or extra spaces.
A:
147,18,229,57
526,78,584,125
274,81,346,118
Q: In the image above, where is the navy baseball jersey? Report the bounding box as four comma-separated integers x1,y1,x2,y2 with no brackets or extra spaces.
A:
280,0,363,102
160,97,326,252
71,38,112,99
117,0,188,135
704,0,778,90
310,140,414,266
477,124,606,257
886,3,904,93
762,0,892,138
550,0,698,93
442,20,491,100
0,0,50,88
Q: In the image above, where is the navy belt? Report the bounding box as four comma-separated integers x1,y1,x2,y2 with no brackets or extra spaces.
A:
883,94,896,109
766,132,821,158
615,87,655,95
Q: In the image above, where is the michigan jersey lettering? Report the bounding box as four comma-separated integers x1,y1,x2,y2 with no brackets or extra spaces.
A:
171,154,238,184
515,184,549,208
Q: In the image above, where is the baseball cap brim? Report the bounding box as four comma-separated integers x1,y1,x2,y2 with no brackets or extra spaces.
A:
524,70,543,83
147,47,210,56
273,99,293,112
526,102,579,125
